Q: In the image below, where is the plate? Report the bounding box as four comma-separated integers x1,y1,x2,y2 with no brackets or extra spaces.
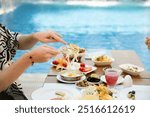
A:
31,84,79,100
51,62,67,69
57,75,86,84
82,65,97,74
52,62,97,74
100,75,124,85
117,85,150,100
75,80,89,89
119,64,144,76
66,62,97,74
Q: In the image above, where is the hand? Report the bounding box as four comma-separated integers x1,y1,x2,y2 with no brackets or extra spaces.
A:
145,37,150,49
32,31,66,44
29,45,60,63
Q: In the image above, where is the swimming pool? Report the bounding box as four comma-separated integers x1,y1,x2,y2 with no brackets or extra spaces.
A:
0,2,150,73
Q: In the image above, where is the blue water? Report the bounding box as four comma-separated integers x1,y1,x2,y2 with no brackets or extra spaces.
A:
0,3,150,73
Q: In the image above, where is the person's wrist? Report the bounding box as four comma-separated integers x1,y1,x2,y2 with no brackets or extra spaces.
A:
23,52,35,66
31,33,38,42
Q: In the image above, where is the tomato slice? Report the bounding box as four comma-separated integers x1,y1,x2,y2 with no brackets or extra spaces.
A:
79,67,92,72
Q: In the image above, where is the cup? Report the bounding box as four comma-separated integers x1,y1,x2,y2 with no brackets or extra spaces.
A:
105,68,119,87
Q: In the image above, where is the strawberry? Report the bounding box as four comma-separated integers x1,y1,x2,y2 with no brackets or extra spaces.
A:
52,60,59,65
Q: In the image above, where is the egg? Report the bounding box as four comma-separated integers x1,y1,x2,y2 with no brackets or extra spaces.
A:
123,75,133,87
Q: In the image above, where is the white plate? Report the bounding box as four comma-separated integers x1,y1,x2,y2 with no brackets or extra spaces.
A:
66,62,97,74
117,85,150,100
119,64,144,76
51,62,97,74
100,75,124,85
31,84,79,100
82,65,97,74
51,62,67,69
57,75,86,84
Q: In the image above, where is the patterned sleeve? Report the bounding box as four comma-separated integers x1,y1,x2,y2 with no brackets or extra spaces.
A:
0,24,19,48
0,24,20,70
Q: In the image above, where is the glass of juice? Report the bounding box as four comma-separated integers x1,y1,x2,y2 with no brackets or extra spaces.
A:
105,68,119,88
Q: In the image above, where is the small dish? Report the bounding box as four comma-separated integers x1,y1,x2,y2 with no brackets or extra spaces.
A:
59,70,83,81
87,77,101,85
119,64,144,76
92,55,115,66
75,80,89,89
86,74,101,85
57,75,86,84
60,44,85,62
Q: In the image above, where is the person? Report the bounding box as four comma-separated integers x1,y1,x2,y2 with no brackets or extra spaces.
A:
0,24,66,100
145,37,150,49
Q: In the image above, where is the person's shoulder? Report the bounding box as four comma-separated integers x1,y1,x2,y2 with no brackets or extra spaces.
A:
0,23,5,28
0,24,7,31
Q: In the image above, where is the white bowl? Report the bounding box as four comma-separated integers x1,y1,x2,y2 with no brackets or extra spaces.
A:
59,70,83,81
92,55,115,66
119,64,144,76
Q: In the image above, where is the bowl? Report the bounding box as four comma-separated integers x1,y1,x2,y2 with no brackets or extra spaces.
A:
119,64,144,76
92,55,114,66
87,74,101,85
59,70,83,81
75,80,89,89
60,44,86,62
63,48,85,62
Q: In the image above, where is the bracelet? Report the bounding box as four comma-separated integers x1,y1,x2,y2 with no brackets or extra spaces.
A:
29,56,34,66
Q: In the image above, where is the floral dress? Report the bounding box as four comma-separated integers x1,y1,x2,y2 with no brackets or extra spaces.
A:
0,24,27,100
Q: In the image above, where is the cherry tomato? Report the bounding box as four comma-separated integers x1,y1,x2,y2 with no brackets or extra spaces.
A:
79,67,84,71
80,63,85,67
62,63,67,67
52,60,59,65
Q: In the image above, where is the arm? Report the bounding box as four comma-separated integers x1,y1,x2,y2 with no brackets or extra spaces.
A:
0,53,32,92
18,31,66,50
145,37,150,49
17,34,37,50
0,45,59,92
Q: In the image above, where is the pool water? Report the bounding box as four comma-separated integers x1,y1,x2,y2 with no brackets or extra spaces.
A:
0,3,150,73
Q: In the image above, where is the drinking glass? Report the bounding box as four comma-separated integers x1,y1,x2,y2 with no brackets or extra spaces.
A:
105,68,119,88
